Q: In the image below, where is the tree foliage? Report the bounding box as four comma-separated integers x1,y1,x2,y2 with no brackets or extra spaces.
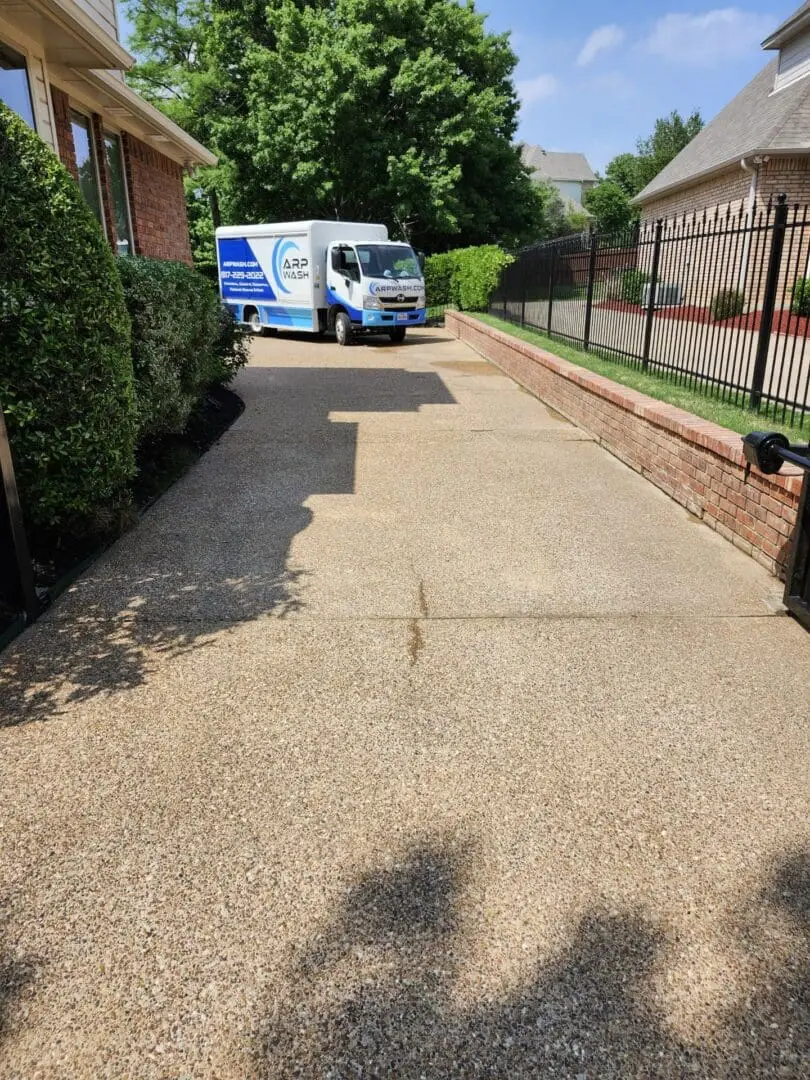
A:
126,0,550,253
583,110,703,236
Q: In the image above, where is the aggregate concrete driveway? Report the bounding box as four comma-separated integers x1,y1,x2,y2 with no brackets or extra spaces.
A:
1,328,809,1077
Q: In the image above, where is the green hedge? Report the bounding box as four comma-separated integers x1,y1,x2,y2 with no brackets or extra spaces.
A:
117,257,248,443
711,288,745,321
791,277,810,317
620,269,649,305
425,245,513,312
0,102,135,534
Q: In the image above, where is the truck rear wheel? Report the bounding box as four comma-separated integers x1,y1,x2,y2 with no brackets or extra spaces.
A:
334,311,353,346
388,327,406,343
245,307,263,334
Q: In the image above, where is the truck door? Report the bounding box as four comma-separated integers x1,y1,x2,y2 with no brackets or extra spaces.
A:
327,244,362,322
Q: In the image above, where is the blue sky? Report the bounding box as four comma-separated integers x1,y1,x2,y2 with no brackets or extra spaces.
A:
118,2,796,173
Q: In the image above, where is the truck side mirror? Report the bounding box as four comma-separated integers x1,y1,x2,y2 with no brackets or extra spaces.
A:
417,250,426,270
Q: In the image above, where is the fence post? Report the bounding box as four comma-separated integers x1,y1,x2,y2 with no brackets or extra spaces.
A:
520,256,527,326
582,230,598,351
547,244,557,334
642,219,663,370
751,193,788,410
0,403,37,622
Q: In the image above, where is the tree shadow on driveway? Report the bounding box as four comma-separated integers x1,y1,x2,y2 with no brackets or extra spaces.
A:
0,365,456,727
255,838,810,1078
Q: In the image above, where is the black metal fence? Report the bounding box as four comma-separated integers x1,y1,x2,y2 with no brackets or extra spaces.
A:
490,193,810,427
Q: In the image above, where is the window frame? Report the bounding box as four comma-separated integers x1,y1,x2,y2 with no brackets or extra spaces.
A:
69,107,107,237
102,128,135,256
0,37,37,131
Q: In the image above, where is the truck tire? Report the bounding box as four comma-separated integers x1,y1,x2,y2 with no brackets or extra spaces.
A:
388,327,406,343
334,310,353,346
245,307,263,334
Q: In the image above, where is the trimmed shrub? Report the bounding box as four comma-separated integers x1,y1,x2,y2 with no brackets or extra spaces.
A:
117,257,248,443
620,269,650,305
711,288,745,321
424,245,514,312
424,252,455,308
791,277,810,317
0,102,136,533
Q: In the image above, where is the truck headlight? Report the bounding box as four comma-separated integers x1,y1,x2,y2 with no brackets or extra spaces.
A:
363,295,383,310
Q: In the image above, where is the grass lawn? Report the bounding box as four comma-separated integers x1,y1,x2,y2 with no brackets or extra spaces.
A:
475,312,809,440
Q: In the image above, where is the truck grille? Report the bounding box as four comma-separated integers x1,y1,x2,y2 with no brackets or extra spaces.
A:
380,295,419,309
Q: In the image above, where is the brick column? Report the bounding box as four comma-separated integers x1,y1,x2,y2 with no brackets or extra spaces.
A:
50,85,78,181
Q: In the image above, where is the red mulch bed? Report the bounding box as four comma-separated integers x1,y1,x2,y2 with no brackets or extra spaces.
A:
596,299,810,337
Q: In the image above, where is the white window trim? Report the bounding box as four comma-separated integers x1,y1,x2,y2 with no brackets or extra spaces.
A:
70,106,107,238
103,127,135,255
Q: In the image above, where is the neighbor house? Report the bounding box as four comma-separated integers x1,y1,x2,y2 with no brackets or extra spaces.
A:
521,145,597,213
635,2,810,221
0,0,215,262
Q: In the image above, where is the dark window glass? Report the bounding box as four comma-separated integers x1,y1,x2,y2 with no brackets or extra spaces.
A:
70,111,104,230
0,42,35,128
103,132,133,255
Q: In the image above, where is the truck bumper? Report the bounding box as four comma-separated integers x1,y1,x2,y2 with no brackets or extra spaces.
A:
361,308,426,329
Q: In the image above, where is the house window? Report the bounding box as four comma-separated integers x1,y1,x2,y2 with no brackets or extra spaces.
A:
103,131,133,255
0,41,35,128
70,110,105,232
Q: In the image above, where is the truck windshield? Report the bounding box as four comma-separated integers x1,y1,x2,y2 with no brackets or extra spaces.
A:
356,244,421,280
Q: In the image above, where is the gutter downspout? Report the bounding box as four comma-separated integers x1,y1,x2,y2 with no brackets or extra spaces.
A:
738,156,768,293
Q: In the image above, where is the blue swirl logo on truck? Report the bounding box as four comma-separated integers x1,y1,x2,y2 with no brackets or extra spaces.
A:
272,238,309,294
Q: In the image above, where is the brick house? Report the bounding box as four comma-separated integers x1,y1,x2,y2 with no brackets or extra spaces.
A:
635,2,810,221
0,0,215,263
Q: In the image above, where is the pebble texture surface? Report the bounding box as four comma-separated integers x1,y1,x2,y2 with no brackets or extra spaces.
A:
1,329,808,1077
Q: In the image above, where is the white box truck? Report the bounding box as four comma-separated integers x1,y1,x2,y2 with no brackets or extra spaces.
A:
215,220,427,346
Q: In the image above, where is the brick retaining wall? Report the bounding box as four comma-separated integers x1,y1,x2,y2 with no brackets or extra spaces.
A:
447,310,803,577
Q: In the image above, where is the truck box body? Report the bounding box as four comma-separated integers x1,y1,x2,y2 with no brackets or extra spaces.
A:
215,220,426,338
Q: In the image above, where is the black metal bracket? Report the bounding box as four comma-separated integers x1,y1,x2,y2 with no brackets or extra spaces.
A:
0,403,38,623
743,430,810,630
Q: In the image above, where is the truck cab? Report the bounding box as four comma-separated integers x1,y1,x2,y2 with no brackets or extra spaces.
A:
326,240,426,345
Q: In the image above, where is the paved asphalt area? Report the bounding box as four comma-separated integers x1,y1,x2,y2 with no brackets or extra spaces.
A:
1,328,809,1078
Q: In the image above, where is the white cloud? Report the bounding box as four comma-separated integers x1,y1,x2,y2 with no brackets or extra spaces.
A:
516,73,560,106
645,8,773,65
577,25,625,67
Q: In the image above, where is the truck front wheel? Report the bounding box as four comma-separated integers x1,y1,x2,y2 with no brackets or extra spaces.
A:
388,327,406,343
334,311,353,347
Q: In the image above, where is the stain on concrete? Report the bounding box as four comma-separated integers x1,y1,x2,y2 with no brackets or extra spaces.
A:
433,360,502,376
407,620,425,666
418,580,429,618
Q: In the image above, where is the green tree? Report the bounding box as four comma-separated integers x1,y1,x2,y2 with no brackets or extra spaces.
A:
601,110,704,201
582,180,637,235
634,109,703,191
126,0,547,253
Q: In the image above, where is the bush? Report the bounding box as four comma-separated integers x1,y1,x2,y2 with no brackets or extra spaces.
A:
424,245,514,312
791,277,810,317
117,257,248,443
0,102,136,534
620,269,650,305
424,252,455,307
711,288,745,321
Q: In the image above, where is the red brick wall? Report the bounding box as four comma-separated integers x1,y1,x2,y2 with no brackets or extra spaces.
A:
447,311,803,576
50,85,78,181
122,133,192,264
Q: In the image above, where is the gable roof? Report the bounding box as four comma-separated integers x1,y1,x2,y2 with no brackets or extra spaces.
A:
762,0,810,48
634,57,810,204
521,145,596,184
